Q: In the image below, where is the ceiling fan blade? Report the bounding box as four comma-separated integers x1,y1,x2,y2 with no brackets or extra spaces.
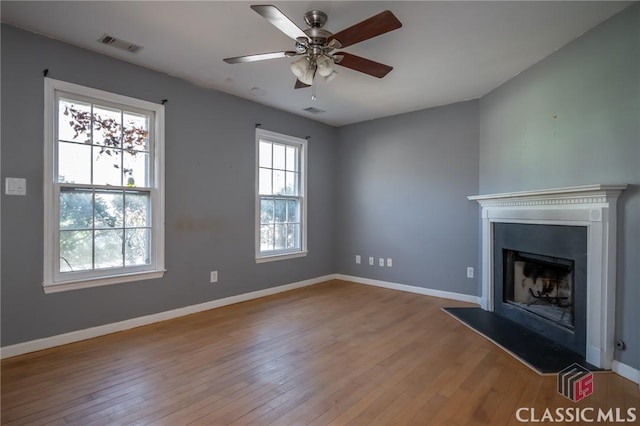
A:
251,5,308,41
328,10,402,48
294,79,311,89
334,52,393,78
224,51,297,64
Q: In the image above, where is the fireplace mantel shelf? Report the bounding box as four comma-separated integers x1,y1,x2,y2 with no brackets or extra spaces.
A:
469,184,627,369
468,184,627,205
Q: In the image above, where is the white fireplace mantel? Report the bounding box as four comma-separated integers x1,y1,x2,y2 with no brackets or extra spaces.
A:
468,184,627,369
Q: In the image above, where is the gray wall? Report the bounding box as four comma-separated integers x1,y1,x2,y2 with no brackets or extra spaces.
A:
479,4,639,368
2,3,638,371
1,25,338,346
335,101,480,296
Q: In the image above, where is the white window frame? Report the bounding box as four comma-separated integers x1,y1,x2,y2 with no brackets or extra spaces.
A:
43,78,165,293
255,128,308,263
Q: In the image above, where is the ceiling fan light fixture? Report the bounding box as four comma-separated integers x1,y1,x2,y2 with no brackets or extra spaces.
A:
290,56,309,78
324,70,338,82
300,67,315,86
290,56,315,85
316,55,334,77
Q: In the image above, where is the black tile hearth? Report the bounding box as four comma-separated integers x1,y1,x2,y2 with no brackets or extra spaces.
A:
442,307,600,374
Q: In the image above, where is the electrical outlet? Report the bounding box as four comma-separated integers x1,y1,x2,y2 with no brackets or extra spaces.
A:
387,258,392,267
467,267,474,278
210,271,218,283
355,255,361,264
379,258,384,267
369,257,374,266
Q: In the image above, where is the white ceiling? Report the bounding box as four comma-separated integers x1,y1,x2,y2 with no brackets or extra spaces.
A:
1,1,631,126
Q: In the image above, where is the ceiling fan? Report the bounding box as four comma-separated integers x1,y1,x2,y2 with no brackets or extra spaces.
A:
223,5,402,91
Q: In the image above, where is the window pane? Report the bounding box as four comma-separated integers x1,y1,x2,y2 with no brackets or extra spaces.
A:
92,105,122,186
273,170,285,195
260,198,274,224
93,147,122,186
286,146,297,172
287,200,299,222
274,224,287,250
125,228,150,266
285,171,298,195
58,99,91,143
123,112,150,152
273,144,285,170
94,191,124,229
259,168,272,195
260,225,274,251
58,142,91,184
274,199,287,223
60,230,93,272
287,224,300,249
125,192,150,227
123,151,149,187
259,141,272,168
95,229,124,269
93,105,122,147
60,189,93,230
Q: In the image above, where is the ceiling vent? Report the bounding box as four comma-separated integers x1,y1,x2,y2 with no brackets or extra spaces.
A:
98,34,143,54
303,107,326,114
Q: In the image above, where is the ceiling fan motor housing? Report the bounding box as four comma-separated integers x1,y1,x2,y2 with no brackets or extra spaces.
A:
304,10,328,28
303,10,333,47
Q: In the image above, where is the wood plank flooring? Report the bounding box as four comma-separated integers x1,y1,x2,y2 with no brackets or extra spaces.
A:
2,280,638,425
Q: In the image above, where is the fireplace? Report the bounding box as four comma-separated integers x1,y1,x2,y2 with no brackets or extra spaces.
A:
506,250,574,329
469,185,626,369
493,222,587,355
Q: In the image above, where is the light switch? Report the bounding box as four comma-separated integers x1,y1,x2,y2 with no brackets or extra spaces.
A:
5,178,26,196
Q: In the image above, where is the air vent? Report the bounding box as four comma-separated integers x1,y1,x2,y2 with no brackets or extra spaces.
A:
303,107,326,114
98,34,143,54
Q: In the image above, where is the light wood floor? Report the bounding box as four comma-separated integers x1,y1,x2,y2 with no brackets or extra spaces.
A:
2,280,638,425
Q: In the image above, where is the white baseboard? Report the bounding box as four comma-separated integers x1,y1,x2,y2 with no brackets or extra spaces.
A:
0,274,481,360
4,273,637,387
0,274,334,360
612,360,640,385
335,274,480,304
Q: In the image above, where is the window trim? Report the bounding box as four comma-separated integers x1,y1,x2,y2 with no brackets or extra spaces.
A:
255,128,308,262
43,77,165,293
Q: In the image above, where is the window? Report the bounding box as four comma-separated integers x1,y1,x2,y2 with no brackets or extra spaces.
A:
256,128,307,262
43,78,165,293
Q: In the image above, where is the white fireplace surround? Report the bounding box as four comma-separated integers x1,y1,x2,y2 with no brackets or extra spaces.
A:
469,184,627,369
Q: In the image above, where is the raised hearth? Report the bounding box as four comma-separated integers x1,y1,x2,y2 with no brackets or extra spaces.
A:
469,185,626,369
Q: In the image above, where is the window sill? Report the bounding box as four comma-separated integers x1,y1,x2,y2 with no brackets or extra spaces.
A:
43,269,166,294
255,251,308,264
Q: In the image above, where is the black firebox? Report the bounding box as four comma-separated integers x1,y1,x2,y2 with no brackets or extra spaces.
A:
493,223,587,355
